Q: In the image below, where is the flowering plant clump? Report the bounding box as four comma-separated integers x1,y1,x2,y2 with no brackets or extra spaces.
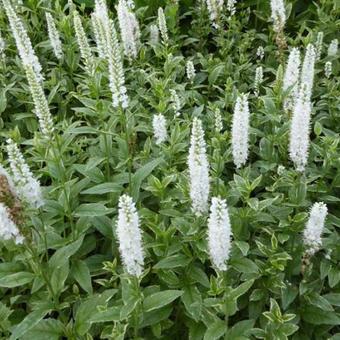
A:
0,0,339,339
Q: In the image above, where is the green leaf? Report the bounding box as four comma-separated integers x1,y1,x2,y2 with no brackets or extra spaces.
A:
72,260,93,294
154,254,191,269
131,158,164,201
90,307,121,323
230,258,259,273
204,320,227,340
74,203,114,217
81,182,122,195
208,64,224,85
50,260,69,296
301,306,340,325
9,308,51,340
49,236,84,268
143,290,183,312
227,320,255,339
75,290,117,335
22,319,64,340
0,272,35,288
230,280,255,300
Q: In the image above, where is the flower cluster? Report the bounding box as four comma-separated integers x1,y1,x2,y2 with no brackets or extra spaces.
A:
117,0,140,59
93,0,128,108
328,39,338,56
188,118,210,216
303,202,328,256
186,60,196,82
226,0,236,16
283,47,300,112
152,114,167,145
270,0,286,33
116,194,144,276
3,0,54,137
149,24,159,45
6,139,43,208
207,197,232,271
325,61,332,78
45,12,63,59
315,31,324,60
0,203,23,244
254,66,263,96
74,10,95,73
170,89,181,117
157,7,168,44
206,0,224,27
231,93,250,168
2,0,43,80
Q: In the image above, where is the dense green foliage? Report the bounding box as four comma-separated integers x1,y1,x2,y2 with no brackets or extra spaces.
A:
0,0,339,339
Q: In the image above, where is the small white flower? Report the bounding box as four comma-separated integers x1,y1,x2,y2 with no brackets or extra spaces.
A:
74,10,95,73
283,47,300,112
117,0,140,59
0,31,5,57
206,0,224,27
0,164,17,196
2,0,43,81
157,7,168,44
325,61,332,78
149,24,159,45
188,118,210,216
300,44,316,99
24,64,54,137
256,46,264,60
303,202,327,256
91,13,106,58
277,165,286,175
214,108,223,132
0,203,23,244
226,0,236,16
170,89,181,116
207,197,232,271
45,13,63,59
152,114,167,145
289,85,311,172
254,66,263,96
327,39,338,56
231,93,250,168
6,139,43,208
315,31,323,60
116,194,144,276
93,0,128,108
186,60,196,82
270,0,286,32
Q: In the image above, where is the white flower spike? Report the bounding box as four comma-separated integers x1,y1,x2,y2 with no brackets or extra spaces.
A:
188,118,210,216
74,10,95,73
303,202,327,256
231,93,250,168
283,47,300,112
300,44,316,99
45,13,63,59
116,194,144,276
186,60,196,82
6,139,43,208
270,0,286,33
328,39,338,56
157,7,168,44
152,114,167,145
0,203,23,244
117,0,140,59
289,85,311,172
208,197,232,271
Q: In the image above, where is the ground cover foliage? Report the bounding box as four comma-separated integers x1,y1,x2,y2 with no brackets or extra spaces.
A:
0,0,339,339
